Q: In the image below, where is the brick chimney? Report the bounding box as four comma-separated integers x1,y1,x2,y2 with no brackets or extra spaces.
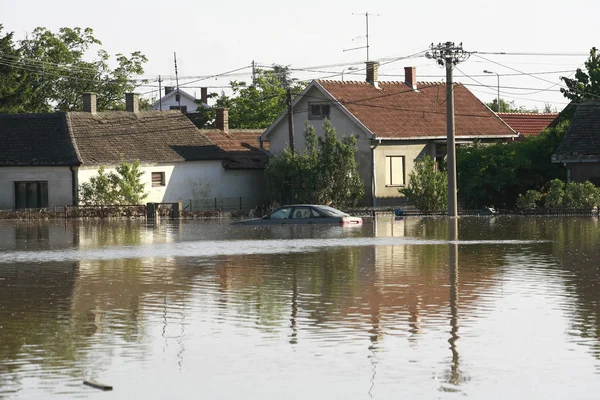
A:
165,86,174,95
215,108,229,133
365,61,380,88
201,87,208,106
82,92,97,114
125,93,139,113
405,66,417,90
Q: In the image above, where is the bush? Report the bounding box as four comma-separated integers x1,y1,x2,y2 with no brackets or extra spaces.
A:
516,190,542,210
79,160,148,206
399,155,448,212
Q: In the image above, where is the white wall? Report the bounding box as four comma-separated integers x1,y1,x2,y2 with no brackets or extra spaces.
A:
0,166,73,210
150,93,199,113
77,161,266,205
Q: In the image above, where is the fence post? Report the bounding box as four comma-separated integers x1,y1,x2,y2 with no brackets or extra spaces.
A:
189,199,192,211
214,198,217,211
240,196,242,210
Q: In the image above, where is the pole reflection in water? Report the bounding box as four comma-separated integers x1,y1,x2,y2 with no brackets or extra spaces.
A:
441,217,469,391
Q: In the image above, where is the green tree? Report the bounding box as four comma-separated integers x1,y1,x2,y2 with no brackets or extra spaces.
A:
0,26,147,113
399,155,448,212
486,98,539,113
211,65,305,129
265,121,364,208
79,161,148,205
561,47,600,103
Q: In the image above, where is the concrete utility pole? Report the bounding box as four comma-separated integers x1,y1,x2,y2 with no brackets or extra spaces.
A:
286,88,295,154
427,42,469,218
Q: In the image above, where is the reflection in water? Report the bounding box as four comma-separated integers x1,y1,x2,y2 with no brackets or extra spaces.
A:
1,218,600,399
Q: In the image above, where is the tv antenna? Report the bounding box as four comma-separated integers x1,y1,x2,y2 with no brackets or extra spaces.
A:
343,12,381,61
174,52,182,110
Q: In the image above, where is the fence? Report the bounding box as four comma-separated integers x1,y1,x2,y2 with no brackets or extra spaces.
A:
184,197,267,212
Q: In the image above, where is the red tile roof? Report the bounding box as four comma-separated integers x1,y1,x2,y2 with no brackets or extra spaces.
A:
201,129,269,169
317,81,516,139
497,112,558,137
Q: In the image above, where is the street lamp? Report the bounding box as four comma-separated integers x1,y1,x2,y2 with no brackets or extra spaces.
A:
484,70,500,112
342,66,358,82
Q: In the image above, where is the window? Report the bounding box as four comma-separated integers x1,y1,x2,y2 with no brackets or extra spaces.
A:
269,207,292,219
169,105,188,113
308,103,330,120
152,172,165,187
14,181,48,209
385,156,405,186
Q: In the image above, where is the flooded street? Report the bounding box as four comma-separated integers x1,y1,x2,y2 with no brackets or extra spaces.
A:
1,216,599,399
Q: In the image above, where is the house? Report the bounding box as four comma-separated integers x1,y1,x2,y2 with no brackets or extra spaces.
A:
497,112,558,140
0,93,267,210
551,99,600,185
150,86,208,114
261,62,517,206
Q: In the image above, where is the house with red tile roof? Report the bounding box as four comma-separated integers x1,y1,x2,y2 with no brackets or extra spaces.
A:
497,112,558,140
261,62,517,206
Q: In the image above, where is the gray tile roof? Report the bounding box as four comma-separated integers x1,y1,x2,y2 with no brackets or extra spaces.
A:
553,100,600,162
69,110,223,164
0,113,80,166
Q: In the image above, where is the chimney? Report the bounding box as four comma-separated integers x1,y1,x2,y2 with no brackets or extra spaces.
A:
215,108,229,133
82,92,97,114
405,66,417,90
365,61,380,88
125,93,139,113
165,86,174,95
201,87,208,106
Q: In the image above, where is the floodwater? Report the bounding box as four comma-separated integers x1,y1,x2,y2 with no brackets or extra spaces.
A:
0,216,599,399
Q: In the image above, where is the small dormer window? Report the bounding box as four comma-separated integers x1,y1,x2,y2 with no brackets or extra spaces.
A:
309,103,331,120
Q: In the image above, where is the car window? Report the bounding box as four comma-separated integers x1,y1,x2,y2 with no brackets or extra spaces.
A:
309,208,323,218
269,207,292,219
315,205,348,217
292,207,311,219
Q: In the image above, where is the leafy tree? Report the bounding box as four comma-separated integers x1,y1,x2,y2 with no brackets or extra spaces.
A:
79,161,148,205
265,120,364,208
210,65,306,129
0,25,147,113
486,98,540,113
399,155,448,212
561,47,600,103
456,121,567,209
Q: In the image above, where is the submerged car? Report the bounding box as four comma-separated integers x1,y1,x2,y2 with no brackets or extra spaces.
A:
232,205,363,226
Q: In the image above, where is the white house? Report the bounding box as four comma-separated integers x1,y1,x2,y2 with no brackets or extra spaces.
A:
0,93,268,211
261,62,517,206
150,86,208,114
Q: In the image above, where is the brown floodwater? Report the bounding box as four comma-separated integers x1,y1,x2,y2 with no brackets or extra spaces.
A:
0,216,599,399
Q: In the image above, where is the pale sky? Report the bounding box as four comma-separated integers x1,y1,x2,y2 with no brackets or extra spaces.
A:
2,0,598,112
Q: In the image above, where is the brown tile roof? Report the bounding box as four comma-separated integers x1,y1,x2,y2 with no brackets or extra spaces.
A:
317,81,516,139
69,110,222,164
0,113,80,166
202,129,269,169
553,100,600,162
497,112,558,137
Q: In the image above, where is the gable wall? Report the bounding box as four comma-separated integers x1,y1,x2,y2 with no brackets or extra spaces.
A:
0,167,74,209
149,94,199,112
268,85,374,204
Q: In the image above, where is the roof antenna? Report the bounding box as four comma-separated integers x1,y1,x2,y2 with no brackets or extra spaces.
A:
174,52,181,111
343,12,381,61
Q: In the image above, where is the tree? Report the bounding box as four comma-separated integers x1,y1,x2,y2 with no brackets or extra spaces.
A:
486,98,539,113
265,120,364,208
0,25,147,113
399,155,448,212
561,47,600,103
79,161,148,205
210,65,306,129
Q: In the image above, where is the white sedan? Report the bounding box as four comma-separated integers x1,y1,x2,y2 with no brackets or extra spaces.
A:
232,205,363,226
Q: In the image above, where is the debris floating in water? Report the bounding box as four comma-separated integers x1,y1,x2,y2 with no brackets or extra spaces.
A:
83,380,113,391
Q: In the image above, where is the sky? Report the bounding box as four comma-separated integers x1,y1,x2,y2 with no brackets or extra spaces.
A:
2,0,598,112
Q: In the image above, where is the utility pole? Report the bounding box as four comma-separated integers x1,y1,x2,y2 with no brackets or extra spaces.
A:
286,88,295,154
252,60,256,86
427,42,469,218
